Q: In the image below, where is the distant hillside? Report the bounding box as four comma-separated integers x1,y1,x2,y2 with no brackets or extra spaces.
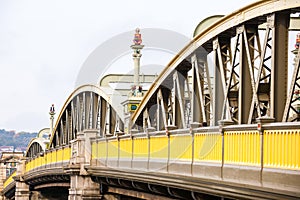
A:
0,129,37,150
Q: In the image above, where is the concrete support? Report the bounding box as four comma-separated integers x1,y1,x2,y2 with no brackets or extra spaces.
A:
14,159,30,200
68,169,101,200
0,163,6,200
66,129,101,199
14,181,30,200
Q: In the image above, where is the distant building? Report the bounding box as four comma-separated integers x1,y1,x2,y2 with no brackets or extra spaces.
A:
0,151,23,179
0,146,14,153
15,147,27,153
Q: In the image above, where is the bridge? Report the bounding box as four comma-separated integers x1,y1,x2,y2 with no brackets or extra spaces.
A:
1,0,300,199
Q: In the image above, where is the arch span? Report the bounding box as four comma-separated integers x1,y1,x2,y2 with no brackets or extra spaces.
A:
132,0,300,130
49,84,125,148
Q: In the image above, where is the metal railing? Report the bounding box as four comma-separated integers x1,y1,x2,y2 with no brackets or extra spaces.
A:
91,122,300,171
25,145,71,172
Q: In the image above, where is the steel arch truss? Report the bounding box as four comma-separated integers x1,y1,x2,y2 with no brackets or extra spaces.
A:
136,58,215,131
138,60,193,131
25,129,49,157
25,141,45,157
50,85,124,148
132,3,300,129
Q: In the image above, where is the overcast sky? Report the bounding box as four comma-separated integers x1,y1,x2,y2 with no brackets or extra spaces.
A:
0,0,259,132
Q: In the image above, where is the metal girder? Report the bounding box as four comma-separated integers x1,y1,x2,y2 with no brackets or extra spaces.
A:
173,71,188,129
49,90,123,148
283,47,300,122
71,101,77,139
157,89,168,130
167,91,174,127
240,25,261,124
100,97,107,136
142,108,150,130
248,21,273,123
248,13,290,123
140,68,193,132
224,24,263,124
259,17,300,31
191,53,213,126
213,37,231,125
131,1,300,127
222,27,242,123
270,12,289,121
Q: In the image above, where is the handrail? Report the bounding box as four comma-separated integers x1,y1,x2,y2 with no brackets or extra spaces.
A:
91,121,300,170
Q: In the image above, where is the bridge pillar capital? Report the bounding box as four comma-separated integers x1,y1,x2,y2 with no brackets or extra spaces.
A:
70,129,98,166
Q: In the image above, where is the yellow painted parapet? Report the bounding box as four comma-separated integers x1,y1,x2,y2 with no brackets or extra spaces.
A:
89,128,300,170
57,148,63,162
91,142,97,160
3,171,16,188
25,160,31,172
107,140,118,158
133,137,148,158
97,140,107,160
24,146,72,173
150,136,168,159
170,135,192,161
224,131,260,165
63,146,71,162
119,139,132,159
194,133,222,162
264,129,300,169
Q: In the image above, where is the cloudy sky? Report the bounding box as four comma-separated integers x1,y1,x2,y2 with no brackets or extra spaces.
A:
0,0,260,132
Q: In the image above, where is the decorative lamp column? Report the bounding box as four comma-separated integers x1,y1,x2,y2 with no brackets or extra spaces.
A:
130,28,144,97
122,28,145,134
49,104,55,138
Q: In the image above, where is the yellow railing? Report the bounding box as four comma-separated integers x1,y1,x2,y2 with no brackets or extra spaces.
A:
224,131,260,165
91,142,97,160
107,140,118,158
119,139,132,159
264,129,300,169
150,136,168,159
170,135,192,161
90,127,300,170
194,132,222,162
3,171,16,188
21,129,300,174
133,137,148,158
63,146,71,162
25,146,72,172
97,140,107,160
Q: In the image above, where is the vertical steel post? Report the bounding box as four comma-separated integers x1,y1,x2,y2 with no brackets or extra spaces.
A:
270,12,290,121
